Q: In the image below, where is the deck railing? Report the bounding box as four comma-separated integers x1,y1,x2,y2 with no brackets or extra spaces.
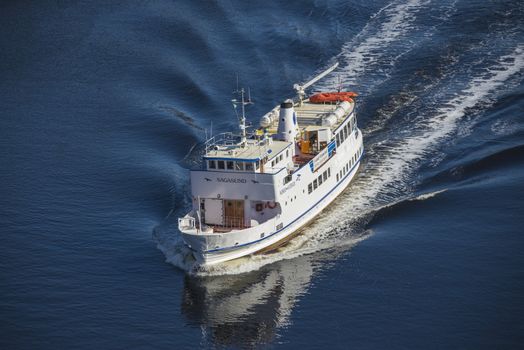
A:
178,216,195,230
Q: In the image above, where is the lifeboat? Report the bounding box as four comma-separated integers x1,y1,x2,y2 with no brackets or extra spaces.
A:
309,91,358,103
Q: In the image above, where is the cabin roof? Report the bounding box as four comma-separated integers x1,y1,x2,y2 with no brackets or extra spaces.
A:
204,139,290,161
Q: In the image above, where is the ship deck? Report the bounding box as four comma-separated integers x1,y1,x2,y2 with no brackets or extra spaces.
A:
266,99,354,132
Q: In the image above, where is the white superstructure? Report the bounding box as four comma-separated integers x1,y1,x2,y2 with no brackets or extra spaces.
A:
178,63,364,266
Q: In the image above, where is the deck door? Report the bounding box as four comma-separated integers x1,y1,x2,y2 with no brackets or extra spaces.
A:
223,200,244,228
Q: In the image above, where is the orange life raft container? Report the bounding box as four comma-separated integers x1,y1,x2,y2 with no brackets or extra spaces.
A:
309,91,358,103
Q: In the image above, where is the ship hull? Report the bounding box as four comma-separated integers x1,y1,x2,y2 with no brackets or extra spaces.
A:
181,154,362,266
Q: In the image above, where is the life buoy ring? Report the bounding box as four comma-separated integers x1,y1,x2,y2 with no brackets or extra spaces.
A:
266,201,277,209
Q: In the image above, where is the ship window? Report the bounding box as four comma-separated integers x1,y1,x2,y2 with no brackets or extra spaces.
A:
245,162,254,171
336,173,339,181
313,179,318,190
235,162,244,171
209,160,216,169
255,160,260,170
318,175,322,185
218,160,225,170
279,154,283,162
286,149,289,157
227,161,234,170
271,160,275,167
308,184,312,194
323,171,327,181
328,168,331,177
336,134,340,147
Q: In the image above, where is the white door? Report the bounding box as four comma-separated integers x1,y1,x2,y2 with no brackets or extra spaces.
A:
204,198,223,225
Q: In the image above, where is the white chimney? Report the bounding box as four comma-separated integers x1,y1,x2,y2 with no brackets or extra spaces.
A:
276,99,298,142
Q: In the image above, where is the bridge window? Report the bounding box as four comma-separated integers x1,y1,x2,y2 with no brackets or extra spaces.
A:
227,161,234,170
235,162,244,171
208,160,216,169
218,160,225,170
245,162,254,171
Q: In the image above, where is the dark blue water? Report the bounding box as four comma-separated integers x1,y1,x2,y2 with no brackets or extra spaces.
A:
2,0,523,348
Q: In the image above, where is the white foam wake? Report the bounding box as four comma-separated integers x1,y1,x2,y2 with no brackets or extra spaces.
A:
315,0,435,91
303,46,524,240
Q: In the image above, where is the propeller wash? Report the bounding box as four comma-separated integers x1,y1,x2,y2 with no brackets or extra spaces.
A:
178,63,364,266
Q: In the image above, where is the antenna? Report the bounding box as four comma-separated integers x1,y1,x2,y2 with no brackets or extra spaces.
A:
293,62,339,101
232,87,254,147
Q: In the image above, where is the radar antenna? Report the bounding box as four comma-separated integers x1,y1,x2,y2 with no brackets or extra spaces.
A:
293,62,339,102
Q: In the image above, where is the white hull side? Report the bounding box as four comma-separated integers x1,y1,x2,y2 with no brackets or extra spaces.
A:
184,155,362,266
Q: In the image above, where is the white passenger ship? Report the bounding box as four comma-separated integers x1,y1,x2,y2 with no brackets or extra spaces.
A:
178,63,364,266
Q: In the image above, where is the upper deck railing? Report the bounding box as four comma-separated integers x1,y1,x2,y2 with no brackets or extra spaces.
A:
204,130,261,155
204,132,241,154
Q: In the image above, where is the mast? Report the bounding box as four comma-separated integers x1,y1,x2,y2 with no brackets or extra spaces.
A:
232,87,253,147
